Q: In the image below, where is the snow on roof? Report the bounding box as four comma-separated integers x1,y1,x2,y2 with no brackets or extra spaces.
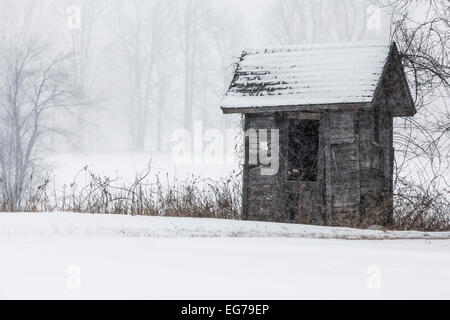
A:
221,42,392,110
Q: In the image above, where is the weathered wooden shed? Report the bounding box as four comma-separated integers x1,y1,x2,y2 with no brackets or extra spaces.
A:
221,42,416,227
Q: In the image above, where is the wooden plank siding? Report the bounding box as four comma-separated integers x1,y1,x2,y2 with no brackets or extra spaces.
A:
244,114,278,222
243,109,370,227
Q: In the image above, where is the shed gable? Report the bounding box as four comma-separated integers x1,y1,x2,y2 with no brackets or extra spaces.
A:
373,43,416,117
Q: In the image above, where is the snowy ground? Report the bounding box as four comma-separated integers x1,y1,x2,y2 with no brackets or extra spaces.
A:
1,213,450,300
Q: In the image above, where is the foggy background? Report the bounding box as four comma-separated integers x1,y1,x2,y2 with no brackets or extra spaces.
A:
0,0,391,154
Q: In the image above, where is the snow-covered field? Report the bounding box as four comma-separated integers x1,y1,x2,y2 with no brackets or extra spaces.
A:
2,153,448,299
1,213,450,300
45,152,239,190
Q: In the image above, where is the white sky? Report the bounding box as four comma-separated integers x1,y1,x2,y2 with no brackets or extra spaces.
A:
224,0,272,46
228,0,271,20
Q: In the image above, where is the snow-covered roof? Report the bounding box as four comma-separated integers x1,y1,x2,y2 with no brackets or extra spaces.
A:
221,42,392,112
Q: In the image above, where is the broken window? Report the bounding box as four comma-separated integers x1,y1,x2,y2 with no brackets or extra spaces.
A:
287,119,320,182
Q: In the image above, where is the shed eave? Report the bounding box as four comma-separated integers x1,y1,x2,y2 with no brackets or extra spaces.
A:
221,102,373,114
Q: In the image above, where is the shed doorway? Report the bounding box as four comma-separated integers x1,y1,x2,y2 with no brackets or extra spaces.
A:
287,119,320,182
286,118,321,223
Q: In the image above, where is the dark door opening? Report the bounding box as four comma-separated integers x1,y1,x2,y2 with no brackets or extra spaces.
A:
287,119,320,182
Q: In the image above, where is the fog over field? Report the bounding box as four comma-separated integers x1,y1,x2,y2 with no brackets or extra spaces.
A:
0,1,391,175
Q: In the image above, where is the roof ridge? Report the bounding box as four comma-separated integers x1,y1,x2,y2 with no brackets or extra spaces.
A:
243,41,391,55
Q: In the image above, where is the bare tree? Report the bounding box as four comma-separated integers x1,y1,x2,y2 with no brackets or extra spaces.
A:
209,7,248,131
176,0,213,133
111,0,173,151
384,0,450,223
151,6,176,152
263,0,387,45
211,8,247,99
0,5,73,210
264,0,321,45
370,0,450,181
65,0,103,151
333,0,370,41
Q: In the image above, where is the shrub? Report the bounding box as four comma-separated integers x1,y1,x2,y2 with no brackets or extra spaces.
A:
1,165,242,220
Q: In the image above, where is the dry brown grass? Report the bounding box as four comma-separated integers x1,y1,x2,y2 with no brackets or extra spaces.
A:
392,178,450,232
1,165,242,220
2,166,449,232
